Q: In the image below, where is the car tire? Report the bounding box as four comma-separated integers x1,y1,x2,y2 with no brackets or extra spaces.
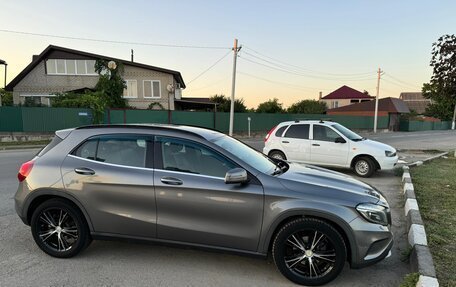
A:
31,198,91,258
269,150,287,160
353,157,375,177
272,218,346,286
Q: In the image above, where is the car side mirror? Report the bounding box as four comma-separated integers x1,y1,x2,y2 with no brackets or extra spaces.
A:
225,168,248,184
335,137,346,143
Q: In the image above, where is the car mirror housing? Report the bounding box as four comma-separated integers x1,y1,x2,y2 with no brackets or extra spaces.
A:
225,168,248,184
335,137,346,143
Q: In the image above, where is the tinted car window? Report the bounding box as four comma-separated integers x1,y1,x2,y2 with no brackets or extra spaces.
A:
313,125,340,142
284,124,309,139
72,135,149,168
275,125,288,137
73,139,97,160
159,137,236,178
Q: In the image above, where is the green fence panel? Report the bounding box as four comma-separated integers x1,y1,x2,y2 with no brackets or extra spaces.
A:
399,120,452,131
171,111,215,128
21,107,92,132
126,109,169,124
108,110,126,124
0,107,23,132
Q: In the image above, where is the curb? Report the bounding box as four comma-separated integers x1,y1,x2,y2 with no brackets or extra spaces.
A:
401,165,439,287
407,152,448,167
0,145,45,151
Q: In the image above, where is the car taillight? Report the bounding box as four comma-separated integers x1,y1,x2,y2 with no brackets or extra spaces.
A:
264,125,277,142
18,160,34,182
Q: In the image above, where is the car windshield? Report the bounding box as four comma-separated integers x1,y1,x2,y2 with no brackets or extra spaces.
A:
331,123,364,141
212,135,277,174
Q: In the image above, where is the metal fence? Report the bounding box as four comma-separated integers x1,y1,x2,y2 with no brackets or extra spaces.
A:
0,107,92,132
0,107,398,133
399,120,452,131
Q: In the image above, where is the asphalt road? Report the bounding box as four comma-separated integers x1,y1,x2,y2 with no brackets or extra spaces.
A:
0,149,409,287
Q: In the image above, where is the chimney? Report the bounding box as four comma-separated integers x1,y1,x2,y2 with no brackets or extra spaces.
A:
319,91,322,100
131,49,134,62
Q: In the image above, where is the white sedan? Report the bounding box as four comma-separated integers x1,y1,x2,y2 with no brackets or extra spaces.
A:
263,120,398,177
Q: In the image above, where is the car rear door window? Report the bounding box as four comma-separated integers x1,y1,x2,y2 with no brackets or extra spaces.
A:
313,125,340,142
284,124,310,139
274,125,289,137
157,137,236,178
72,135,152,168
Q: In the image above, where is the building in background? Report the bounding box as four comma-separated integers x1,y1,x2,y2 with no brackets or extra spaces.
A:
399,92,431,114
327,97,410,131
320,85,375,109
5,45,185,109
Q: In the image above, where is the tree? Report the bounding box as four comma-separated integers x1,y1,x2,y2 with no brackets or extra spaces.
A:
209,94,247,112
287,99,327,114
52,92,106,124
94,60,127,108
256,98,284,113
422,34,456,121
0,88,13,106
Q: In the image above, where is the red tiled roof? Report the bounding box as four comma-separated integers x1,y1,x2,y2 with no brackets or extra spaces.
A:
321,85,375,100
328,97,410,113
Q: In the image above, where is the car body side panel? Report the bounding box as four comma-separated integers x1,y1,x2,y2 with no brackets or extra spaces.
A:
154,169,264,251
61,155,157,238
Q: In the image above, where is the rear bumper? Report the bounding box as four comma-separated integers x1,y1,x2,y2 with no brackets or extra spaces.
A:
349,217,393,268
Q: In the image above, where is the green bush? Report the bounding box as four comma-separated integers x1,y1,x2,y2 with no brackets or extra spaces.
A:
52,92,106,124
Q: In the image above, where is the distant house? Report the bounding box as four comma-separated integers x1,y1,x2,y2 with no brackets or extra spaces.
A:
5,45,186,109
399,92,431,114
327,97,410,130
174,97,217,111
320,85,374,109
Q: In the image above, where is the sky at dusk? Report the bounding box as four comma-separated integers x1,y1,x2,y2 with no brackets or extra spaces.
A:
1,0,455,108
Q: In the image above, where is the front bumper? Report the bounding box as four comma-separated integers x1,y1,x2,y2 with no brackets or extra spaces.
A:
349,216,393,268
376,155,398,170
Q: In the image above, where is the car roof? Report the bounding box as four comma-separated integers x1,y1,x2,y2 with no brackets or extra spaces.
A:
71,124,224,141
278,120,336,125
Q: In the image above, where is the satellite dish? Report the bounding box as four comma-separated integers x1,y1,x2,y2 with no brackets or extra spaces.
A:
166,84,175,93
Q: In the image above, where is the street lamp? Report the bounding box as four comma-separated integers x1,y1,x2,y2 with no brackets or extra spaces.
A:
0,59,7,88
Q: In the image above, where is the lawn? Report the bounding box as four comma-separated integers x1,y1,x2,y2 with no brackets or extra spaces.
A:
411,156,456,287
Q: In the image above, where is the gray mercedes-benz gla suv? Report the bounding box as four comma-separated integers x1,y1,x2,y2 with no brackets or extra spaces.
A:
15,125,392,286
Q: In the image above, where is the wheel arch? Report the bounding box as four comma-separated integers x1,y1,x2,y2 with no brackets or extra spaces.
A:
350,154,380,170
24,189,94,231
262,210,356,265
268,149,287,159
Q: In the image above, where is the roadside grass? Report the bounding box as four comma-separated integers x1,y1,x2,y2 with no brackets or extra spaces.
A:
0,140,50,147
400,273,419,287
411,157,456,287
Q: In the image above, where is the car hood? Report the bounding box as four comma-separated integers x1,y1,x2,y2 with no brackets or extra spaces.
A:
277,162,381,203
357,139,396,152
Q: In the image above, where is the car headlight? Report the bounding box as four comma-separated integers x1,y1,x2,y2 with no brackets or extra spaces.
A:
356,203,389,226
385,150,396,157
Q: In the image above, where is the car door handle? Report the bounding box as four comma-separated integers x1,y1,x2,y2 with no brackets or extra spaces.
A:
161,177,183,185
282,141,290,144
74,167,95,175
312,144,320,147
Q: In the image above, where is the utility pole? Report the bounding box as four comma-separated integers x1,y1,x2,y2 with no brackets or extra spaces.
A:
229,38,241,136
373,67,383,133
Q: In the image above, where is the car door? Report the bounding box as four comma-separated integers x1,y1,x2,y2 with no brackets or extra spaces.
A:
280,124,311,162
154,136,264,252
310,124,349,166
61,134,157,238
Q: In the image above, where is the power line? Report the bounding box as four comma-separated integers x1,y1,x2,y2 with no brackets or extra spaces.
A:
0,29,231,50
240,55,376,81
238,71,331,91
186,50,231,85
188,75,231,92
243,45,376,77
382,77,420,90
383,73,421,90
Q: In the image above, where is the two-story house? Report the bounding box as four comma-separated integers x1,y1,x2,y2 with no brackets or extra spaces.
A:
5,45,186,109
320,85,374,109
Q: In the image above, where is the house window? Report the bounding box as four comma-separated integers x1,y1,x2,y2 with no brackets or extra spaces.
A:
123,80,138,98
332,101,339,108
143,80,161,98
45,59,98,75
